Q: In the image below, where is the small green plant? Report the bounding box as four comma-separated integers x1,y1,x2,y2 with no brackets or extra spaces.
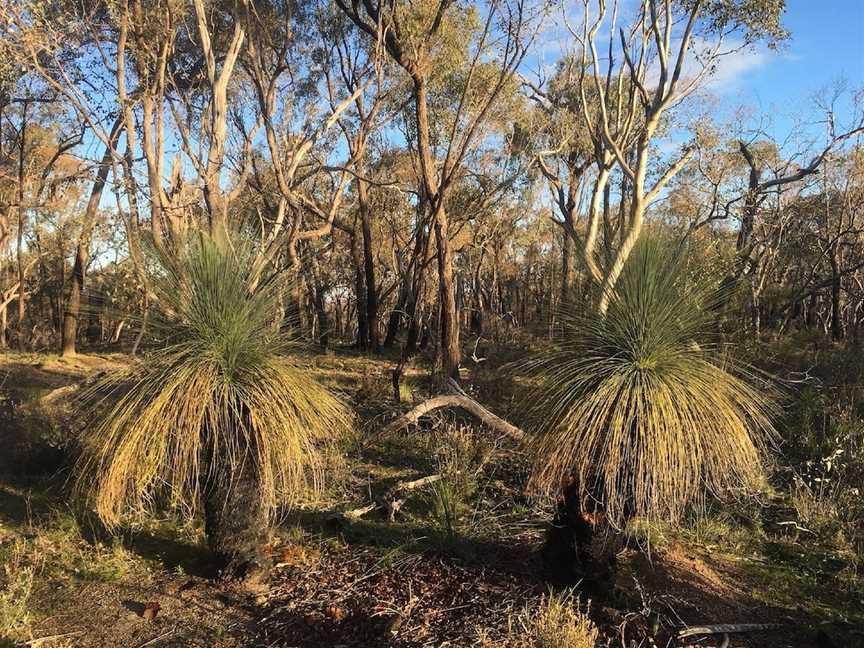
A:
427,426,491,540
0,539,37,640
430,477,460,541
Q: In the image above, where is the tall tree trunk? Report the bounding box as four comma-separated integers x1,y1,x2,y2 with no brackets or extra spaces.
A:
412,77,459,379
61,118,123,356
405,293,421,355
434,204,460,380
302,252,329,349
829,243,843,341
470,252,485,335
0,292,7,349
561,231,573,310
350,224,369,349
358,179,380,351
15,100,27,348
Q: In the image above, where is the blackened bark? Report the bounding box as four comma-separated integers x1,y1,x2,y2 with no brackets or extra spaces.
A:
542,477,621,597
202,450,269,580
384,283,407,348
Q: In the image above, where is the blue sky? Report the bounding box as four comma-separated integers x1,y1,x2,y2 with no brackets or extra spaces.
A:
716,1,864,135
528,1,864,144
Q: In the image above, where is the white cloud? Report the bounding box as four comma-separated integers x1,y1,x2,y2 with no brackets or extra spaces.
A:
697,41,771,93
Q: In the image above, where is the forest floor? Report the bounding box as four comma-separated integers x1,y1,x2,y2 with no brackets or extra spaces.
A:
1,347,862,648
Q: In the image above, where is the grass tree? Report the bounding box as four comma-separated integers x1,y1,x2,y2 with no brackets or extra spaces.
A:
521,237,777,584
75,232,351,579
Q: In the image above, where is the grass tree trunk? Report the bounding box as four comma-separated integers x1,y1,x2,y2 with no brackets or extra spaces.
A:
543,477,622,597
202,436,269,580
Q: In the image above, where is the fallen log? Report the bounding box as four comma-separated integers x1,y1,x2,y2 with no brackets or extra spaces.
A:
678,623,782,639
381,378,524,442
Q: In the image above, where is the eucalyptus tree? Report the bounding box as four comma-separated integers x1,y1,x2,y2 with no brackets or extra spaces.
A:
2,0,168,351
575,0,787,314
0,59,88,349
336,0,543,380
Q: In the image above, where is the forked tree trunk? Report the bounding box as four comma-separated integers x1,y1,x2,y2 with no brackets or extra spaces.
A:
202,444,269,581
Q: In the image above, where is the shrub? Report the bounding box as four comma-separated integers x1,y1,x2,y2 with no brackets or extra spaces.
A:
0,539,37,640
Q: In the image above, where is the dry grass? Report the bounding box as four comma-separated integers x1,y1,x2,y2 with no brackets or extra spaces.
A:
476,591,598,647
0,538,37,640
520,238,778,526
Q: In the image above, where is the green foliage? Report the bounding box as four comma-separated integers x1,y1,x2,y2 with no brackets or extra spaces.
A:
686,0,789,46
520,237,778,526
428,426,491,540
776,342,864,557
0,539,36,641
75,232,353,527
392,0,480,79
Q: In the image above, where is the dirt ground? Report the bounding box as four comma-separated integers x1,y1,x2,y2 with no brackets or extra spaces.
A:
1,351,862,648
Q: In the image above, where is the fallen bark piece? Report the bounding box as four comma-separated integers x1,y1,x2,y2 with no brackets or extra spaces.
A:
40,370,109,404
678,623,782,638
394,474,444,491
24,632,84,647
